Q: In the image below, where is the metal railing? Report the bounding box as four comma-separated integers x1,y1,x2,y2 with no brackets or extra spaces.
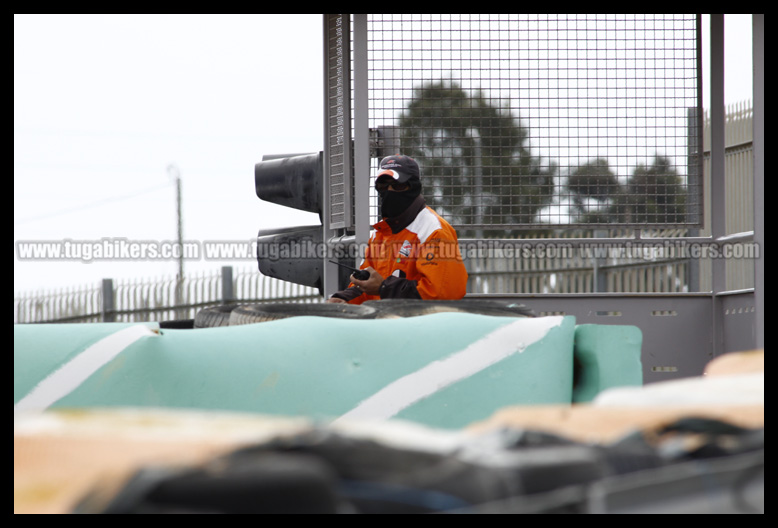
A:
464,228,693,295
14,267,319,324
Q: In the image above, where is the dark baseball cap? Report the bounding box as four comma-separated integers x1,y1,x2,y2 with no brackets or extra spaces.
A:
376,155,420,183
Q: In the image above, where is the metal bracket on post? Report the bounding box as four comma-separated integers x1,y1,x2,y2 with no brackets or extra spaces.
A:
369,126,401,160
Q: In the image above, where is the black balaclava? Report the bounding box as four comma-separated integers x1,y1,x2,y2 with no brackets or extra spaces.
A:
378,179,422,218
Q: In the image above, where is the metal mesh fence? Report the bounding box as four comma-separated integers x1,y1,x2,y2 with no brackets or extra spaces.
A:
365,14,702,232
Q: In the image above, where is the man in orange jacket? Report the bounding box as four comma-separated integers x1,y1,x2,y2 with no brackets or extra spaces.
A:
327,155,468,304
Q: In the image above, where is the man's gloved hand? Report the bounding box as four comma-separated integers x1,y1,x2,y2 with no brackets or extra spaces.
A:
349,267,384,296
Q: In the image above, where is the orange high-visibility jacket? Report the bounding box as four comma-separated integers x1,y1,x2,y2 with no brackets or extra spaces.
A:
341,203,468,304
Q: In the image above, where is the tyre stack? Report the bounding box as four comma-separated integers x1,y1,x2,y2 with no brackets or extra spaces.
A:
193,299,534,328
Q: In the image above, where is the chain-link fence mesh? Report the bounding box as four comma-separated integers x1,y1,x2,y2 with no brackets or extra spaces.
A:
365,14,702,233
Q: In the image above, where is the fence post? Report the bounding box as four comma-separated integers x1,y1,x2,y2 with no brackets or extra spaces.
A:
686,105,702,292
593,230,608,292
221,266,234,305
101,278,115,322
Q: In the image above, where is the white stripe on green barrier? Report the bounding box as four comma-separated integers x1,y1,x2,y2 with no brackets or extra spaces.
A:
333,316,565,424
14,325,158,417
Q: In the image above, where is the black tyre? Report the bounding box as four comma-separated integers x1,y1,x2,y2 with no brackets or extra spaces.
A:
363,299,536,319
228,302,377,326
194,304,239,328
159,319,195,329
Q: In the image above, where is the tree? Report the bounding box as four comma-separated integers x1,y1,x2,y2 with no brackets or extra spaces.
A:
566,155,687,226
398,81,555,236
616,156,688,225
566,158,619,224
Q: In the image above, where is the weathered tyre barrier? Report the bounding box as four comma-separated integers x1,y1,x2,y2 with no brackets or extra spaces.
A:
194,304,238,328
363,299,536,319
193,299,534,328
228,303,377,326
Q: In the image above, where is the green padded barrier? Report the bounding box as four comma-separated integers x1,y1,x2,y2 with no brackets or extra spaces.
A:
13,314,576,430
572,324,643,403
13,322,159,407
393,316,576,429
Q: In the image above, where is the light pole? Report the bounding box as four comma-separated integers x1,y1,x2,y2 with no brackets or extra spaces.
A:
167,164,184,317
